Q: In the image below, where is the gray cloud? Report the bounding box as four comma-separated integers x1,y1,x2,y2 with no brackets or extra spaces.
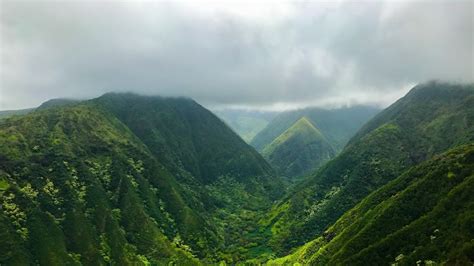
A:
1,0,472,110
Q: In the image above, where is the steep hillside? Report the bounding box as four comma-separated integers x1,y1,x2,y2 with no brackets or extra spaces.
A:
251,105,379,152
261,82,474,255
270,143,474,265
262,117,336,179
93,94,278,188
0,94,284,264
214,109,278,143
0,105,203,264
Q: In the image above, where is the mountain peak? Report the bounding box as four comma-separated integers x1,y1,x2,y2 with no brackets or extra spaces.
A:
37,98,79,110
292,116,322,133
263,116,336,178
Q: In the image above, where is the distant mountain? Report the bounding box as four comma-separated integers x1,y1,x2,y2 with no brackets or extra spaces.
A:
214,109,279,143
1,82,472,265
251,105,380,152
37,98,80,110
0,93,283,264
269,143,474,265
261,81,474,255
0,98,79,120
262,117,336,179
0,108,35,119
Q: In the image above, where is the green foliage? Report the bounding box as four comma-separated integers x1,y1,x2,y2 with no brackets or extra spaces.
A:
263,82,474,255
270,144,474,265
1,82,472,265
0,176,10,191
0,94,284,264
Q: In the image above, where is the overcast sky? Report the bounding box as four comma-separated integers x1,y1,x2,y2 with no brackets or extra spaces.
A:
1,0,472,110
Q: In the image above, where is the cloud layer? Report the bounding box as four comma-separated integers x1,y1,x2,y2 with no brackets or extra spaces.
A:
1,0,472,110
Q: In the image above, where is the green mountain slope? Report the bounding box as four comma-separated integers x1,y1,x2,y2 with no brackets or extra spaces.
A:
261,82,474,255
251,105,380,152
262,117,336,179
214,109,278,143
0,94,284,264
270,143,474,265
0,105,201,264
93,93,278,188
36,98,80,110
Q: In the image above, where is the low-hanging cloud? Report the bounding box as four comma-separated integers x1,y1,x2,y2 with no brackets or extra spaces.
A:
1,0,472,110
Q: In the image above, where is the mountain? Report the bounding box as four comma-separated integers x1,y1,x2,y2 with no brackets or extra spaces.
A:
0,98,79,120
0,93,283,264
262,117,336,179
261,81,474,255
92,93,280,189
251,105,380,152
214,109,279,143
36,98,80,110
269,143,474,265
1,82,472,265
0,108,34,119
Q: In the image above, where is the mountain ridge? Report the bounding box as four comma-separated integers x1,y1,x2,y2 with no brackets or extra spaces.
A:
269,143,474,265
1,82,472,264
261,82,474,255
251,105,380,152
0,93,284,264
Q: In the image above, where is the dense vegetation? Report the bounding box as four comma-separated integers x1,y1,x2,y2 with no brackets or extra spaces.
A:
269,143,474,265
0,81,472,265
261,82,474,255
262,117,336,179
0,94,283,264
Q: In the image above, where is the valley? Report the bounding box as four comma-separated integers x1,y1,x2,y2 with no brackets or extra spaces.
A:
0,82,473,265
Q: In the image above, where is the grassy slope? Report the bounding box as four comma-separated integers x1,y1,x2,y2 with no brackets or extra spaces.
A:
270,143,474,265
261,82,474,255
262,117,336,178
251,106,380,152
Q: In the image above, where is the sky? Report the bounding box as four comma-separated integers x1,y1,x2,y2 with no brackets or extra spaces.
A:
0,0,473,111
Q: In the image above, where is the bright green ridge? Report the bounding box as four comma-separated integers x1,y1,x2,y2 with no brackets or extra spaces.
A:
263,117,324,156
261,81,474,256
251,105,380,152
262,117,336,179
269,143,474,265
